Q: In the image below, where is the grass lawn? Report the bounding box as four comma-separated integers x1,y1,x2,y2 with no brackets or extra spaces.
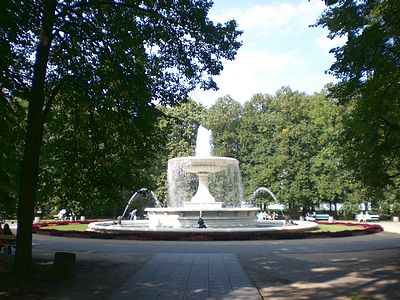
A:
41,224,88,231
312,224,364,232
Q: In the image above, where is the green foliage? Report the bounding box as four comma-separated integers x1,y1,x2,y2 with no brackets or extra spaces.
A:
2,1,242,218
0,96,25,216
205,96,243,158
315,1,400,191
233,88,357,214
37,90,164,216
153,100,207,205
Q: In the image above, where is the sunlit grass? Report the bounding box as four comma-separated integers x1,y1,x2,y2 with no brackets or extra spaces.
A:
41,224,88,231
312,224,364,232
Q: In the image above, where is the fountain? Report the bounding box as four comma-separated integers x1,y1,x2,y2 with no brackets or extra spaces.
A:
145,126,258,228
88,125,318,236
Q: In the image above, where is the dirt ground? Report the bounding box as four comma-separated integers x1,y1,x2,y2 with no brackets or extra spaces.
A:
0,253,150,300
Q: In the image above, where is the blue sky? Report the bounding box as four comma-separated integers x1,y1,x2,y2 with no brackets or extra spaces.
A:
190,0,345,106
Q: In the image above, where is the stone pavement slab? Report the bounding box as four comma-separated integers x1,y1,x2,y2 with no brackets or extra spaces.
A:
378,221,400,234
108,253,261,300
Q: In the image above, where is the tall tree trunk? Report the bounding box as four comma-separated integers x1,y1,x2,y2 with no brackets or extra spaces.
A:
11,0,56,279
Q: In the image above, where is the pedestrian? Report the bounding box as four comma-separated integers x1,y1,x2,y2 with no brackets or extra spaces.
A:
129,209,137,220
359,211,366,223
2,223,13,255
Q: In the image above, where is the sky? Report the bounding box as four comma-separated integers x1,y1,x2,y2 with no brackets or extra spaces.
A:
190,0,345,107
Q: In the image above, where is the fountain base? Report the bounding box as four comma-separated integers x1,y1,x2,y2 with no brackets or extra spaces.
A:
144,207,259,228
182,201,223,209
87,220,320,237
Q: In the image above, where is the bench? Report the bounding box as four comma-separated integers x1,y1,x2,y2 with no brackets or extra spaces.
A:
315,214,330,220
355,214,380,222
0,235,16,255
305,213,331,221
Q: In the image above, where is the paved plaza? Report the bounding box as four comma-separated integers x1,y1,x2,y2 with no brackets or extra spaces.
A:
5,221,400,299
31,222,400,299
109,253,261,300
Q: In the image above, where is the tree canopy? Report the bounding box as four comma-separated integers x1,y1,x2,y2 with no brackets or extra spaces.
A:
236,88,349,214
2,0,242,277
315,0,400,189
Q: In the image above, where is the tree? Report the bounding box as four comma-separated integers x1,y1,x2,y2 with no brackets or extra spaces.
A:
154,100,207,206
314,0,400,189
204,96,244,206
238,88,354,216
37,88,165,218
307,92,351,216
3,0,241,277
205,96,243,158
0,96,25,218
238,93,275,198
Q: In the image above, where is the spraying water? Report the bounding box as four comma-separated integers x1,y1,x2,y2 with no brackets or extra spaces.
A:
195,126,213,157
252,187,278,202
252,187,286,217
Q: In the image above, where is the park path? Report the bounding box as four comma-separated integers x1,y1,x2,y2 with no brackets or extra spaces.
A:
108,253,261,300
7,220,400,299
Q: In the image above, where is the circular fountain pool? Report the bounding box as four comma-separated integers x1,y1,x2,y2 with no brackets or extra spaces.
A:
87,219,319,234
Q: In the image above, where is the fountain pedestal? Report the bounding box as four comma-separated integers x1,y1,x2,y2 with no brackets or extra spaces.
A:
183,172,223,209
190,173,216,204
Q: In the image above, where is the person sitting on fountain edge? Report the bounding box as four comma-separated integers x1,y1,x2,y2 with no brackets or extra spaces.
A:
197,217,207,228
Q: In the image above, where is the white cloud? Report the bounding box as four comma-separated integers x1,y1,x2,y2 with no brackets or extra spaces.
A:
211,0,325,33
316,34,347,51
191,1,337,107
229,50,298,74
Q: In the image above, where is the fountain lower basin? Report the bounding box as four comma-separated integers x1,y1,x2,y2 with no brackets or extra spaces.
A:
144,207,259,229
87,220,319,234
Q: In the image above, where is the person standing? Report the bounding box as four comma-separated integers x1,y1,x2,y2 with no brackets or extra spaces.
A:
2,223,13,255
129,209,137,220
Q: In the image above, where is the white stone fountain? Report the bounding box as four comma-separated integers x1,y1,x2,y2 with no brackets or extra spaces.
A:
88,126,318,235
145,126,259,228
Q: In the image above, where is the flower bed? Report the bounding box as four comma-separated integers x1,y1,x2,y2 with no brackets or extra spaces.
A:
31,221,383,241
33,220,93,227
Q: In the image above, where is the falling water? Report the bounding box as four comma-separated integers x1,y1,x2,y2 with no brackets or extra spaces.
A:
167,161,197,207
167,125,244,207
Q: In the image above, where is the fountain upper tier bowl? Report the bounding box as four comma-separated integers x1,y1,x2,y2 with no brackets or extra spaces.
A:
169,156,238,174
